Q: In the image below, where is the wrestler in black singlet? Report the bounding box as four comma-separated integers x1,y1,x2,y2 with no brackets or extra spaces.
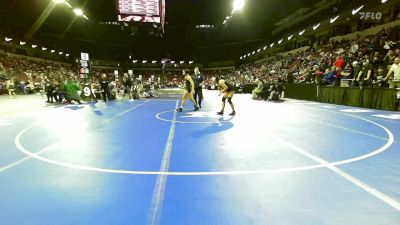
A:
185,75,192,93
217,79,236,116
224,80,234,92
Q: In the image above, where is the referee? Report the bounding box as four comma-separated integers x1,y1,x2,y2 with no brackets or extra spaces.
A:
193,67,204,108
100,73,111,102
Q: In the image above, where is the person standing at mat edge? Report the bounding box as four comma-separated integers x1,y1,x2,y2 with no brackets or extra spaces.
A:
176,70,200,112
193,67,204,108
100,73,112,102
217,79,236,116
122,73,134,101
383,57,400,93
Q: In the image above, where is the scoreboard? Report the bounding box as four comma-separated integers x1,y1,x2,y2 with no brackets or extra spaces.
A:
118,0,165,27
119,0,159,16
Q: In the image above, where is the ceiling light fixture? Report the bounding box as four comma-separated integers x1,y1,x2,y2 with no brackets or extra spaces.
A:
232,0,245,13
73,8,83,16
330,15,340,24
313,23,320,30
352,5,364,15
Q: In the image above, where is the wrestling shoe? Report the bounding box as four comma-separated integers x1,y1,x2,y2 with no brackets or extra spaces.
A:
176,107,183,112
229,111,236,116
217,111,224,115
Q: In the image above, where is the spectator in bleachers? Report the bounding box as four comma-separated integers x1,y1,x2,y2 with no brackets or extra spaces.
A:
322,68,336,85
384,57,400,89
356,59,373,87
5,78,16,97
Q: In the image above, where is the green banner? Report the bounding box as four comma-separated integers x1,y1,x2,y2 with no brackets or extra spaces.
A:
318,86,397,111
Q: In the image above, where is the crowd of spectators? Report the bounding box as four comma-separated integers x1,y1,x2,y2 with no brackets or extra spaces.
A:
1,25,400,103
0,52,76,97
235,28,400,91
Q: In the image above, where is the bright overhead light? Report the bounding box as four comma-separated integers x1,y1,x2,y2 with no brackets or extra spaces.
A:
20,41,26,45
42,47,47,51
180,61,184,64
73,8,84,16
66,53,70,57
5,37,12,42
142,60,147,63
252,51,255,55
233,0,245,13
83,15,89,20
59,51,63,55
278,39,283,44
223,20,227,24
32,44,37,48
51,50,55,53
171,61,175,63
53,0,65,3
313,23,320,30
152,60,157,63
257,49,261,52
382,0,388,3
247,53,250,56
299,29,305,36
270,43,274,47
288,35,293,40
263,46,267,50
132,60,138,63
65,2,72,8
189,61,194,64
330,15,339,24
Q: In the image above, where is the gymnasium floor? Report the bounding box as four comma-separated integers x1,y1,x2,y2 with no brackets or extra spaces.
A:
0,90,399,225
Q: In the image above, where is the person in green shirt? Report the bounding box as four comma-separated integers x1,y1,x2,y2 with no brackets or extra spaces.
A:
63,77,82,104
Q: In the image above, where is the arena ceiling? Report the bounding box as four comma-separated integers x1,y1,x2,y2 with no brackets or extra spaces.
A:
0,0,364,62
